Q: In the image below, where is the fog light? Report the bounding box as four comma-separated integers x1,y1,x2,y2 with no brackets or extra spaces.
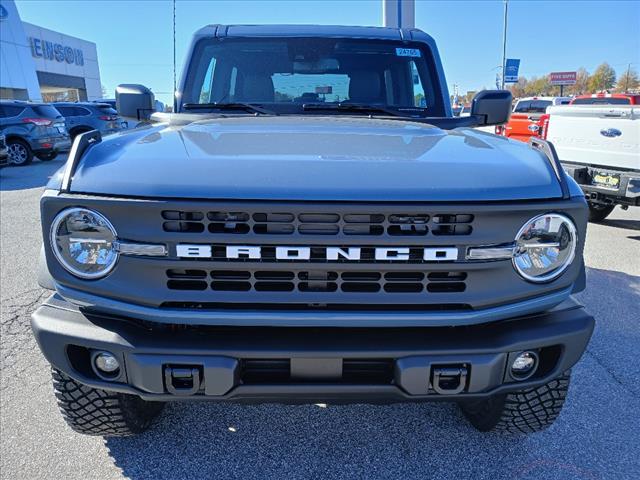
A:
94,351,120,374
511,351,538,380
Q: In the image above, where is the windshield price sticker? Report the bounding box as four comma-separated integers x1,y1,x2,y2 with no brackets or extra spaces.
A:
396,48,421,57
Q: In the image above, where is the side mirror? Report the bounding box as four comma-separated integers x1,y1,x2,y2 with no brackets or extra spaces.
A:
115,84,155,121
470,90,512,126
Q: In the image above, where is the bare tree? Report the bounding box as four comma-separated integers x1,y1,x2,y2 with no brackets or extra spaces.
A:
615,65,639,93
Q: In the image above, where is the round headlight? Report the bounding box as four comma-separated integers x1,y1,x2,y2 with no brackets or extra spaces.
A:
50,208,118,279
513,213,577,283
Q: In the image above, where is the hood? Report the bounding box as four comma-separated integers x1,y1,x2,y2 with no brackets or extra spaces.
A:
64,116,563,202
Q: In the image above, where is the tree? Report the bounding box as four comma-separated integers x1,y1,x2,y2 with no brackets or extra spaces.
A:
567,68,590,95
524,75,552,96
588,63,616,92
615,66,639,93
509,77,529,98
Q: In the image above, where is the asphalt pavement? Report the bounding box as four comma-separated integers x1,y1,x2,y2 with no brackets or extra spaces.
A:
1,157,639,480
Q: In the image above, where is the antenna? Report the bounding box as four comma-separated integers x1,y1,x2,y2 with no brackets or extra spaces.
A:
172,0,177,112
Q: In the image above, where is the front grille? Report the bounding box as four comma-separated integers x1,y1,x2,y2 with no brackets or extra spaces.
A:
44,195,585,317
162,210,473,237
166,269,467,294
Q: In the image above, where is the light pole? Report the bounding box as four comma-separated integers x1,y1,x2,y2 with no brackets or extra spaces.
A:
501,0,509,90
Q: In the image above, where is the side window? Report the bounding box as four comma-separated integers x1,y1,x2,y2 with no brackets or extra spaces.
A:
55,106,72,116
410,61,427,107
76,107,91,116
199,58,216,103
0,105,25,118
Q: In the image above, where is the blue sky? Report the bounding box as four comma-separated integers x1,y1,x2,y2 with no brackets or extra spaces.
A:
15,0,640,104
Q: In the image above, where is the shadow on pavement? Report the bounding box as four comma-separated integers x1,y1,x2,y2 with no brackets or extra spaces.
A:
104,402,528,480
577,267,640,395
600,218,640,231
0,158,65,191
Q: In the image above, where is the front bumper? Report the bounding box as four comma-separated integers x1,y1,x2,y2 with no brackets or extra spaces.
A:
31,294,594,403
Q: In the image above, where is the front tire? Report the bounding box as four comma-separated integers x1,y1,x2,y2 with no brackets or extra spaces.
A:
588,203,615,223
52,368,165,437
7,139,33,166
460,371,571,433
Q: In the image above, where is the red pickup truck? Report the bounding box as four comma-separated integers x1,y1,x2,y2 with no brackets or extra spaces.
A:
496,96,571,142
570,93,640,105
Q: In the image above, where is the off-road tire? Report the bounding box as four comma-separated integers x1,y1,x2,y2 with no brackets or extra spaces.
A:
460,371,571,433
36,152,58,161
588,203,615,223
52,368,165,437
7,138,33,166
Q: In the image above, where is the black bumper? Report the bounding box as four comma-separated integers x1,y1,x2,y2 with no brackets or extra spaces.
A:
31,294,594,403
563,163,640,207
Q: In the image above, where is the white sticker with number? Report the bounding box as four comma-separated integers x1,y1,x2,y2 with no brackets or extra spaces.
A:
395,48,421,57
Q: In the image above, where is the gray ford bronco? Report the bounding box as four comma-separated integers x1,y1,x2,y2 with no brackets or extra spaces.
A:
32,25,594,436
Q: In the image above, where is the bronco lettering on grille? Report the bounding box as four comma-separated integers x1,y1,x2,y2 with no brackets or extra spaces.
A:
175,245,459,261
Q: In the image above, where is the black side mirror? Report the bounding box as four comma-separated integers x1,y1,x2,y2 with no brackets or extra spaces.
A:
470,90,512,126
115,84,155,121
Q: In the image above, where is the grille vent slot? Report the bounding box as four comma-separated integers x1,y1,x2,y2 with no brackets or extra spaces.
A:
166,270,467,294
161,211,473,237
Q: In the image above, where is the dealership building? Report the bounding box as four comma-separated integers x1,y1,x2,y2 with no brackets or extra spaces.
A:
0,0,102,102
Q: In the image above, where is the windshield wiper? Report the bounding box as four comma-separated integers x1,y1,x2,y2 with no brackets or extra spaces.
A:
302,103,414,117
182,102,277,115
302,103,432,118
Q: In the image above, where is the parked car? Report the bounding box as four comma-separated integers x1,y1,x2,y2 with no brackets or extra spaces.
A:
0,133,9,167
496,96,571,142
92,98,117,110
570,93,640,105
53,102,124,140
33,24,593,438
547,104,639,221
0,100,70,166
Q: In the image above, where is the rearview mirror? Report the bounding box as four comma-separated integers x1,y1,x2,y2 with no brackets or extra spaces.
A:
470,90,512,126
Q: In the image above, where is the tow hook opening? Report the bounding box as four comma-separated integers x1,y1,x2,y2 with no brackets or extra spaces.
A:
164,366,202,395
431,365,468,395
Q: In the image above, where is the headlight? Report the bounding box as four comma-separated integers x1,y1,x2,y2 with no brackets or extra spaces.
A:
513,213,577,283
50,208,118,279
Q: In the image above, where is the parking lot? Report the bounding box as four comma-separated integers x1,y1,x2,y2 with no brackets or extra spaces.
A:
1,157,639,480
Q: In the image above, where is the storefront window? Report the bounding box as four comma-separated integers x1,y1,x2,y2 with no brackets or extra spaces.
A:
41,88,84,102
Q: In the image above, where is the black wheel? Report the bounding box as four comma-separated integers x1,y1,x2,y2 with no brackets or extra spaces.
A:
36,151,58,161
7,138,33,166
588,203,615,223
52,368,165,437
460,371,571,433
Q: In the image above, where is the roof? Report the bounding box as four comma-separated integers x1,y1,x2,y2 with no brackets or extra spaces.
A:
517,96,569,101
193,24,434,43
52,101,108,106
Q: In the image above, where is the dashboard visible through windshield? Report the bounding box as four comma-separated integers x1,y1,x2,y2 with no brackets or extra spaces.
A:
181,37,445,115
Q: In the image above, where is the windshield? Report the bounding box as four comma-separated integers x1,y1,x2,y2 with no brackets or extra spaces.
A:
514,100,552,114
571,97,630,105
98,106,118,115
181,37,445,115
